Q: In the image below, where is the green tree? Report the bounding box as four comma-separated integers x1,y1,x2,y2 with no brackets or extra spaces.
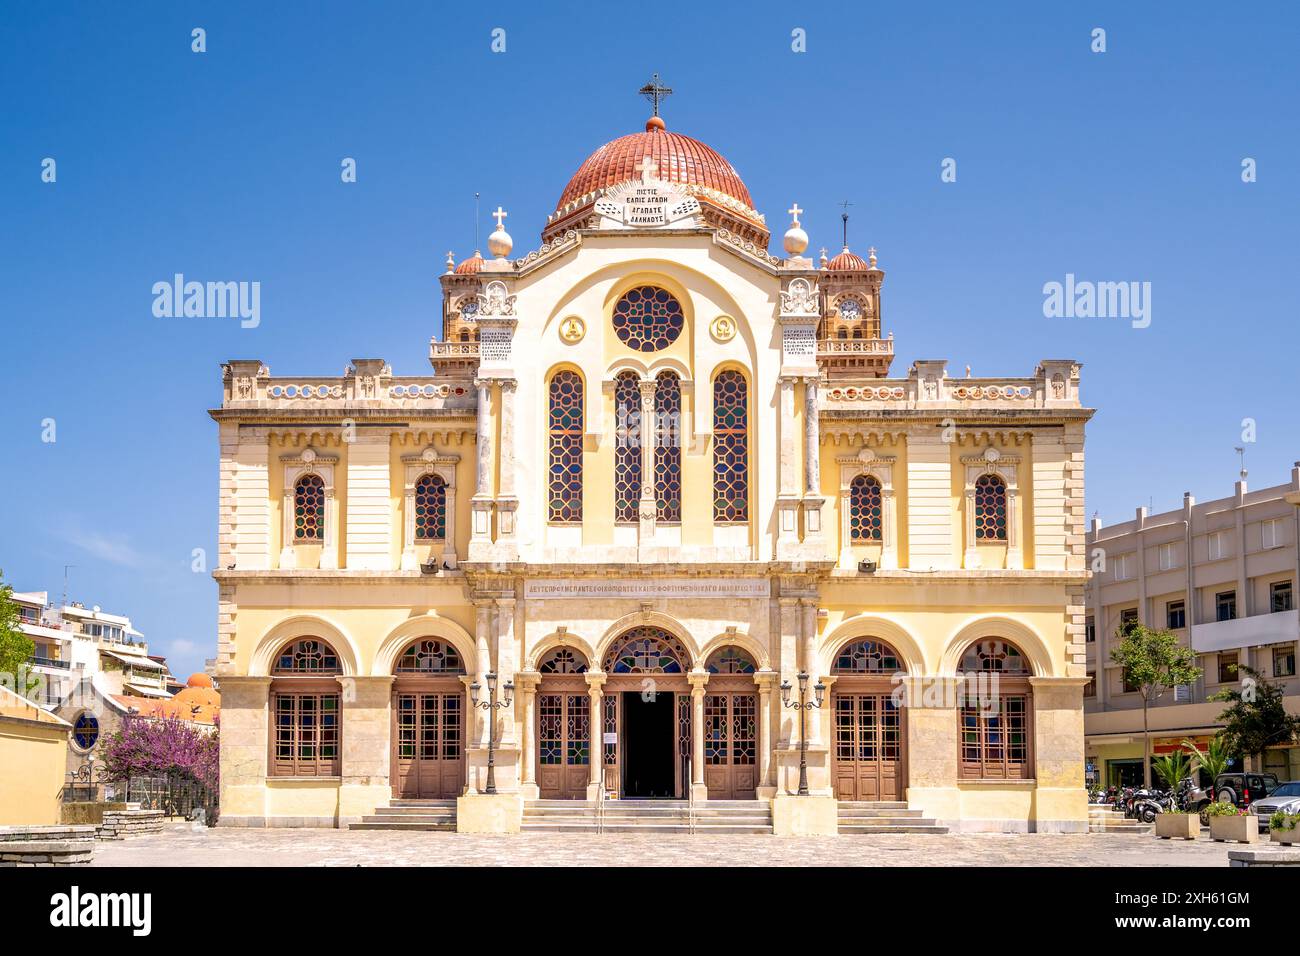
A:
1110,623,1202,788
0,571,37,696
1212,664,1300,771
1152,749,1191,793
1182,734,1232,784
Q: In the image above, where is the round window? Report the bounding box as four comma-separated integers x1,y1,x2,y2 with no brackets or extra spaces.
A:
73,713,100,752
611,286,684,352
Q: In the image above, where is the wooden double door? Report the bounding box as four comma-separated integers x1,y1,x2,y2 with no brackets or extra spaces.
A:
537,685,591,800
392,685,465,799
832,689,904,802
703,687,758,800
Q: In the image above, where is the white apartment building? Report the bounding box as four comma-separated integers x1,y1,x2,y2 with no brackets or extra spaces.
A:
1084,465,1300,787
10,593,169,709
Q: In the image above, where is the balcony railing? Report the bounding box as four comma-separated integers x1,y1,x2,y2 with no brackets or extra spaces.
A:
28,655,70,669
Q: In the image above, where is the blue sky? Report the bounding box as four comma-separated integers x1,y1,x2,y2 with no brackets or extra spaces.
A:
2,2,1297,677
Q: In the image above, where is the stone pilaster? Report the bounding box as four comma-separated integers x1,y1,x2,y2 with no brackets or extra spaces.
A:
216,676,271,827
337,675,394,824
470,377,494,557
515,671,540,800
1028,676,1091,832
688,672,709,801
637,379,658,543
585,672,607,799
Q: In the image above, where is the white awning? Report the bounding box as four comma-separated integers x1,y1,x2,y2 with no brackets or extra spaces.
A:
122,683,172,699
103,650,165,670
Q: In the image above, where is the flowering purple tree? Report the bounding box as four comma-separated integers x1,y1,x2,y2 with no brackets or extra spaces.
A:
102,715,219,792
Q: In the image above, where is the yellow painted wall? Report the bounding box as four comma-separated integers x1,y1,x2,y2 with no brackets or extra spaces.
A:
0,716,70,826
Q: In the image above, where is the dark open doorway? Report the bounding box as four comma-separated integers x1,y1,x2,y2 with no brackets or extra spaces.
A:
621,691,676,798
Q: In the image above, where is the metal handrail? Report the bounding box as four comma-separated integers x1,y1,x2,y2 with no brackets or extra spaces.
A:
596,769,605,836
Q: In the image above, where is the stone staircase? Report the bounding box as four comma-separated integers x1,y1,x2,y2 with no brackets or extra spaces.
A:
1087,806,1152,834
350,799,457,831
837,801,949,834
522,799,773,834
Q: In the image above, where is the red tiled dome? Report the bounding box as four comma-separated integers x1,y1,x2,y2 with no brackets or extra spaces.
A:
556,118,756,215
826,248,869,271
454,251,484,275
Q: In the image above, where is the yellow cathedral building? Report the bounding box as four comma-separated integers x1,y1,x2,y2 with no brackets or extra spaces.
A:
212,104,1094,835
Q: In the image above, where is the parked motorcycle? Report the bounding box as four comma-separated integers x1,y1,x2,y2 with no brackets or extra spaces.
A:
1175,777,1214,825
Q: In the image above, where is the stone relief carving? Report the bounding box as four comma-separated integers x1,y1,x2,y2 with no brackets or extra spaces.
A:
780,277,820,316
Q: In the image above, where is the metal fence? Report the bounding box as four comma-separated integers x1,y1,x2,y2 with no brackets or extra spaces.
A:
125,773,219,824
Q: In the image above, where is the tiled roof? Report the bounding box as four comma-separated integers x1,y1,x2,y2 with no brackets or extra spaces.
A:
556,118,755,214
826,249,870,271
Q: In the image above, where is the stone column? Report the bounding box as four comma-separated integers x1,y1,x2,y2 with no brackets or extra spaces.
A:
337,675,394,825
688,672,709,800
638,379,658,540
1006,484,1023,569
495,597,517,746
215,676,271,828
800,599,822,745
473,604,493,747
585,673,606,799
754,671,777,797
496,380,519,545
803,377,820,495
515,672,540,800
776,377,800,554
470,378,494,553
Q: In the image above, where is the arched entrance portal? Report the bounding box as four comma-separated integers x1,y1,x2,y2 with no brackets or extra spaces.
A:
703,647,758,799
536,647,591,800
830,639,906,801
391,639,465,799
602,627,692,800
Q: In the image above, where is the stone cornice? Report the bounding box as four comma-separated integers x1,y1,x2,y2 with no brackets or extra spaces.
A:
209,407,475,425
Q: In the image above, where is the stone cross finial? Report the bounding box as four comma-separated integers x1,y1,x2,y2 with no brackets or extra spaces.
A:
787,203,803,225
492,206,508,229
637,155,659,182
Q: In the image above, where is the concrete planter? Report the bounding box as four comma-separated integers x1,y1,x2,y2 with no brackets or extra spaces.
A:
1271,827,1300,845
1209,814,1258,844
1154,813,1199,840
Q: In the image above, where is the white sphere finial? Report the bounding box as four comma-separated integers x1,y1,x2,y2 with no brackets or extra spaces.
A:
783,202,809,256
488,205,513,258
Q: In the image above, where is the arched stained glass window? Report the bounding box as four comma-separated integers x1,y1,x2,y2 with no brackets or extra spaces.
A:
654,371,682,522
850,475,883,541
705,646,757,674
538,648,589,674
603,627,690,674
273,638,341,675
613,372,641,523
548,370,584,523
960,638,1030,675
414,474,447,540
294,474,325,541
712,370,749,523
832,639,901,674
395,639,463,674
974,474,1008,541
612,286,684,353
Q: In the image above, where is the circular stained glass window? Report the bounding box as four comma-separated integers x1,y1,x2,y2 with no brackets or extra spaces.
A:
73,713,99,751
612,286,684,352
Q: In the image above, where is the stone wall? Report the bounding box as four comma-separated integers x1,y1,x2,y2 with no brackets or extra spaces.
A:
96,809,165,840
0,825,96,866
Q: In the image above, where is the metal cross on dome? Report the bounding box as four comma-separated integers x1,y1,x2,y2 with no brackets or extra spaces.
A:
638,73,673,116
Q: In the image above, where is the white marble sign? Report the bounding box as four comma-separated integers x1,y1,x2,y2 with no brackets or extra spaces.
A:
524,578,770,600
594,158,701,229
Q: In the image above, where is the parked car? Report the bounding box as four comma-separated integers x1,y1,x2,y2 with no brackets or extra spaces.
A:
1213,771,1279,809
1249,781,1300,830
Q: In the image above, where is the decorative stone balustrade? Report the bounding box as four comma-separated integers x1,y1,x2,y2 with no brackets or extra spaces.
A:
221,359,477,411
822,359,1083,410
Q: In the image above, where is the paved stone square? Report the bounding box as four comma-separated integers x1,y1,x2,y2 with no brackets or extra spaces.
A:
90,825,1240,866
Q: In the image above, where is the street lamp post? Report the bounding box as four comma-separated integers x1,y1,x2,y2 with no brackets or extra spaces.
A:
780,671,826,796
470,672,514,795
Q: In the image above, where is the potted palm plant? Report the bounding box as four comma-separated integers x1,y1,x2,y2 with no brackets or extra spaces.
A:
1151,751,1198,840
1270,811,1300,845
1181,735,1232,826
1206,800,1258,844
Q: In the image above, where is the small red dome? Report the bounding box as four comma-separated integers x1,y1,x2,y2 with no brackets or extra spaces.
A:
826,248,869,271
454,251,484,275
